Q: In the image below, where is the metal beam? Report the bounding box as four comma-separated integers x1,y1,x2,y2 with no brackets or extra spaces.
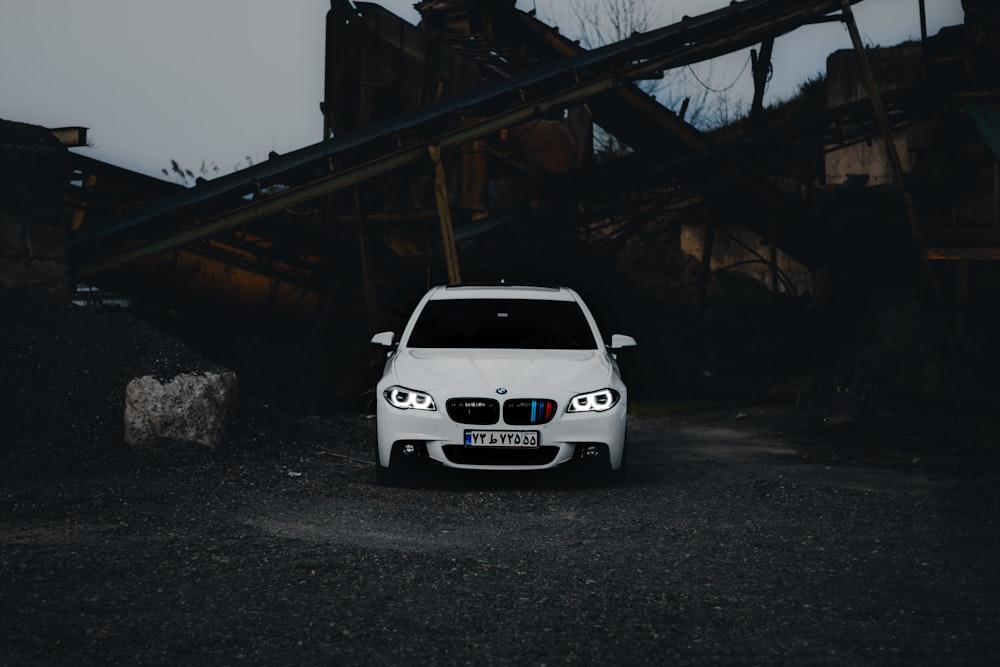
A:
74,75,619,277
71,0,866,277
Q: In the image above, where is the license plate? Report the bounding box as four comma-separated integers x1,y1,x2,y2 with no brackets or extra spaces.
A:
464,430,540,448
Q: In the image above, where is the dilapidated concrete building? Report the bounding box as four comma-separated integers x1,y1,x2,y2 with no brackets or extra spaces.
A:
4,0,1000,342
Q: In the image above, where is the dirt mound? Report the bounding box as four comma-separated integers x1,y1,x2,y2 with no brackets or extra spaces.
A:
0,288,223,475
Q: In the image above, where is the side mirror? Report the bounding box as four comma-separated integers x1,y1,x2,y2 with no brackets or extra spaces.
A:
609,334,637,349
370,331,396,349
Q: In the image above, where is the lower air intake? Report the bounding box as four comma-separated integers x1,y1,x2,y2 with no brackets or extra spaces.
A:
442,445,559,466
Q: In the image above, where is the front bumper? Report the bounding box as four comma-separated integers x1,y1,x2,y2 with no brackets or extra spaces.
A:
375,396,627,472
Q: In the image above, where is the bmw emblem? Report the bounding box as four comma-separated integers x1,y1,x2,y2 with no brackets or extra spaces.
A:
496,387,508,395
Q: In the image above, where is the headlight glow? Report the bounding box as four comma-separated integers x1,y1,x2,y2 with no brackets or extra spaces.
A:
566,388,620,413
383,386,437,411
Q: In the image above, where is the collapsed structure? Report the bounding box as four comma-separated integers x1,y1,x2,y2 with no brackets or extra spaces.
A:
53,0,1000,326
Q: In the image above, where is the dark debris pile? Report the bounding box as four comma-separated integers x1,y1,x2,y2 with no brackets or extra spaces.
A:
0,287,224,474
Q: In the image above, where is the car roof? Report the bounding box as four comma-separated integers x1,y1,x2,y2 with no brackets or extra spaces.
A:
427,284,577,301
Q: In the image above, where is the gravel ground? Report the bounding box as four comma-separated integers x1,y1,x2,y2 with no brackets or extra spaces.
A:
1,288,999,665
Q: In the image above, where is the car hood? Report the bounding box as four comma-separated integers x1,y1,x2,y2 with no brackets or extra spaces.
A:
388,348,613,394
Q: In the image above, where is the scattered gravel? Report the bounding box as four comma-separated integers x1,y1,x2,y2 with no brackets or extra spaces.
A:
2,287,999,665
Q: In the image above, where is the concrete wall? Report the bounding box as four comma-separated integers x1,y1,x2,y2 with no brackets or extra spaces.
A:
680,223,812,296
824,42,924,187
0,119,70,293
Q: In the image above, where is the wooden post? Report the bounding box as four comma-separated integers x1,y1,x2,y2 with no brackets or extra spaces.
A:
994,159,999,241
918,0,928,42
428,143,462,285
749,38,774,129
352,187,379,332
70,173,98,232
769,219,780,293
841,0,940,299
698,222,715,319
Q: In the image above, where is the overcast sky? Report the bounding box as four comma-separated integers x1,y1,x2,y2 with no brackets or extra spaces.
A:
0,0,963,181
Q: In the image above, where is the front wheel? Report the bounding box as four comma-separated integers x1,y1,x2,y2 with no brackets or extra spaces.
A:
374,459,400,485
577,438,627,486
609,436,629,484
373,431,402,486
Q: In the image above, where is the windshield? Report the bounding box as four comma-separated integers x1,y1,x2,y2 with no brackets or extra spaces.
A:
406,298,598,350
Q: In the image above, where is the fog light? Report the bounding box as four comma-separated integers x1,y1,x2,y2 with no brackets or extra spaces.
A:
402,443,417,456
582,444,600,458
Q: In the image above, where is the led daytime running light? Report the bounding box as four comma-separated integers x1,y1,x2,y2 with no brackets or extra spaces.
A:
567,388,619,413
383,386,437,411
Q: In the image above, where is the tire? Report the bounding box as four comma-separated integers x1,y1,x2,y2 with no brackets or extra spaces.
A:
374,459,397,485
609,436,629,485
373,428,394,485
373,433,406,486
586,437,628,486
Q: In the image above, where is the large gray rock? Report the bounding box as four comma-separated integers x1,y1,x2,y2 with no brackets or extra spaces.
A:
124,371,238,448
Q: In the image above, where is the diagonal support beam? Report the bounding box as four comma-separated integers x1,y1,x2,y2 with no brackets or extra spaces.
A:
73,76,619,278
352,186,380,332
428,144,462,285
72,0,867,279
840,0,940,298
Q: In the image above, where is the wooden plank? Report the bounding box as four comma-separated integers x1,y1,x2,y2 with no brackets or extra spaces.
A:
926,247,1000,260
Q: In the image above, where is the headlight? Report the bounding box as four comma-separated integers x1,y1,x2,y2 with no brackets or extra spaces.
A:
566,388,620,413
383,386,437,411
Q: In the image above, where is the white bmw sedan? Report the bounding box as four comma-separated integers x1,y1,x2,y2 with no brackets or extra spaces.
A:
370,284,636,483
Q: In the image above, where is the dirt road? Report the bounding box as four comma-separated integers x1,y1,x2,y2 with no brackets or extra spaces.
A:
2,407,998,665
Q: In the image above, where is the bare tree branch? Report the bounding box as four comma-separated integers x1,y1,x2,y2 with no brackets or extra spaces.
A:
544,0,747,136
